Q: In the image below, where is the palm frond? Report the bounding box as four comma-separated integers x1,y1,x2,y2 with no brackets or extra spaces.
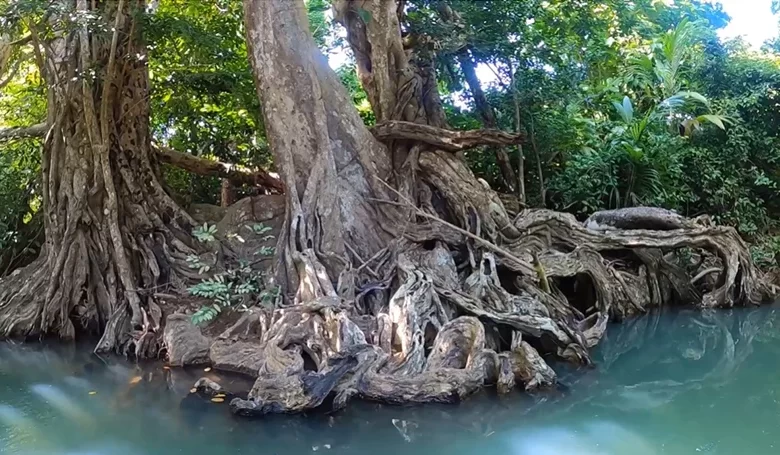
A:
612,96,634,124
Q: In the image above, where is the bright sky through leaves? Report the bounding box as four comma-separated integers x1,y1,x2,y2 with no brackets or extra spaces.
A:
328,1,779,88
714,0,777,48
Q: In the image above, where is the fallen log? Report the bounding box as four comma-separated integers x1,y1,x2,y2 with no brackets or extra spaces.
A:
0,123,48,140
584,207,688,231
370,120,523,152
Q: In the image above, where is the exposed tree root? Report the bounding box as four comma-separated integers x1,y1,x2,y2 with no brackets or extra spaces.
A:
220,0,778,416
209,205,774,416
2,0,773,420
0,0,199,357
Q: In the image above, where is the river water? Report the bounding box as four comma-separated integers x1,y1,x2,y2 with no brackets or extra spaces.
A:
2,305,780,454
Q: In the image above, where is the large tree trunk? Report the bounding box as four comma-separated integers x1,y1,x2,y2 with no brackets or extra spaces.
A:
0,0,197,356
229,0,774,416
242,0,395,300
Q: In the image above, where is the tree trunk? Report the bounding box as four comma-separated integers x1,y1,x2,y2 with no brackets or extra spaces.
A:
528,114,546,206
457,48,518,193
508,59,526,203
242,0,395,300
229,0,773,416
0,0,197,356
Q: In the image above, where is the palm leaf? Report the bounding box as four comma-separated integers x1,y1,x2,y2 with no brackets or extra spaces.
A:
658,91,710,112
612,96,634,124
696,114,728,130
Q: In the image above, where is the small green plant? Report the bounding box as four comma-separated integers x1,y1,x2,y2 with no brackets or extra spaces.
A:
189,224,279,325
750,235,780,271
248,222,275,256
193,223,218,243
248,222,272,235
186,254,211,274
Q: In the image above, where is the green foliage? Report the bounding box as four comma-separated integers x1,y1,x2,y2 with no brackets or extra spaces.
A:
751,235,780,271
337,65,375,125
189,223,279,325
248,223,272,235
192,223,218,243
540,14,779,235
0,15,47,274
145,0,270,205
3,0,780,281
0,138,42,274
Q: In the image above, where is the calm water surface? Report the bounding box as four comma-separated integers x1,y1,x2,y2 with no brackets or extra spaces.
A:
2,305,780,454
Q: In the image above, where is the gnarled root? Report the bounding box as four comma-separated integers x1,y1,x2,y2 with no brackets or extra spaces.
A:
228,311,549,416
223,206,773,416
512,209,774,313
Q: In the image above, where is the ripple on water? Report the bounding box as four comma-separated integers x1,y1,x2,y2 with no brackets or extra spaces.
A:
1,305,780,454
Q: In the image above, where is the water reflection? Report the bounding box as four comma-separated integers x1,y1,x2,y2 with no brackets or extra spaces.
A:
0,305,779,454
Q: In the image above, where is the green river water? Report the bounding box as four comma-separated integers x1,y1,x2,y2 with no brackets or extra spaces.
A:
2,305,780,454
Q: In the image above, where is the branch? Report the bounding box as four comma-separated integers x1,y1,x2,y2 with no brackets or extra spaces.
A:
0,58,22,90
0,123,284,192
10,35,32,47
153,144,284,193
0,123,47,140
370,120,523,152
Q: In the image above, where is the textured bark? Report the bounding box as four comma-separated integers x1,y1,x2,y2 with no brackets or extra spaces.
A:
528,116,546,206
585,207,690,231
163,314,211,366
370,120,522,152
226,0,775,416
243,0,395,298
509,61,526,203
0,123,48,140
0,0,196,356
154,144,284,193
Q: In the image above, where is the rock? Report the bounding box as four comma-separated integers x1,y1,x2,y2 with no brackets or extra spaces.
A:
215,195,285,262
511,340,556,390
188,203,227,224
193,377,224,395
216,195,285,234
163,314,211,366
209,340,265,376
217,311,266,342
584,207,687,231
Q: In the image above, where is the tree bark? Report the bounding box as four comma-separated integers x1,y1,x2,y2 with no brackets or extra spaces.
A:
509,60,526,203
0,123,48,140
2,0,771,417
243,0,395,299
457,48,518,193
369,120,522,151
528,114,546,207
154,144,284,193
227,0,774,416
0,0,197,356
0,128,284,193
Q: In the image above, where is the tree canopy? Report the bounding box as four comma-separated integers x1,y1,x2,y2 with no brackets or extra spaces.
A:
0,0,777,414
2,0,779,240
